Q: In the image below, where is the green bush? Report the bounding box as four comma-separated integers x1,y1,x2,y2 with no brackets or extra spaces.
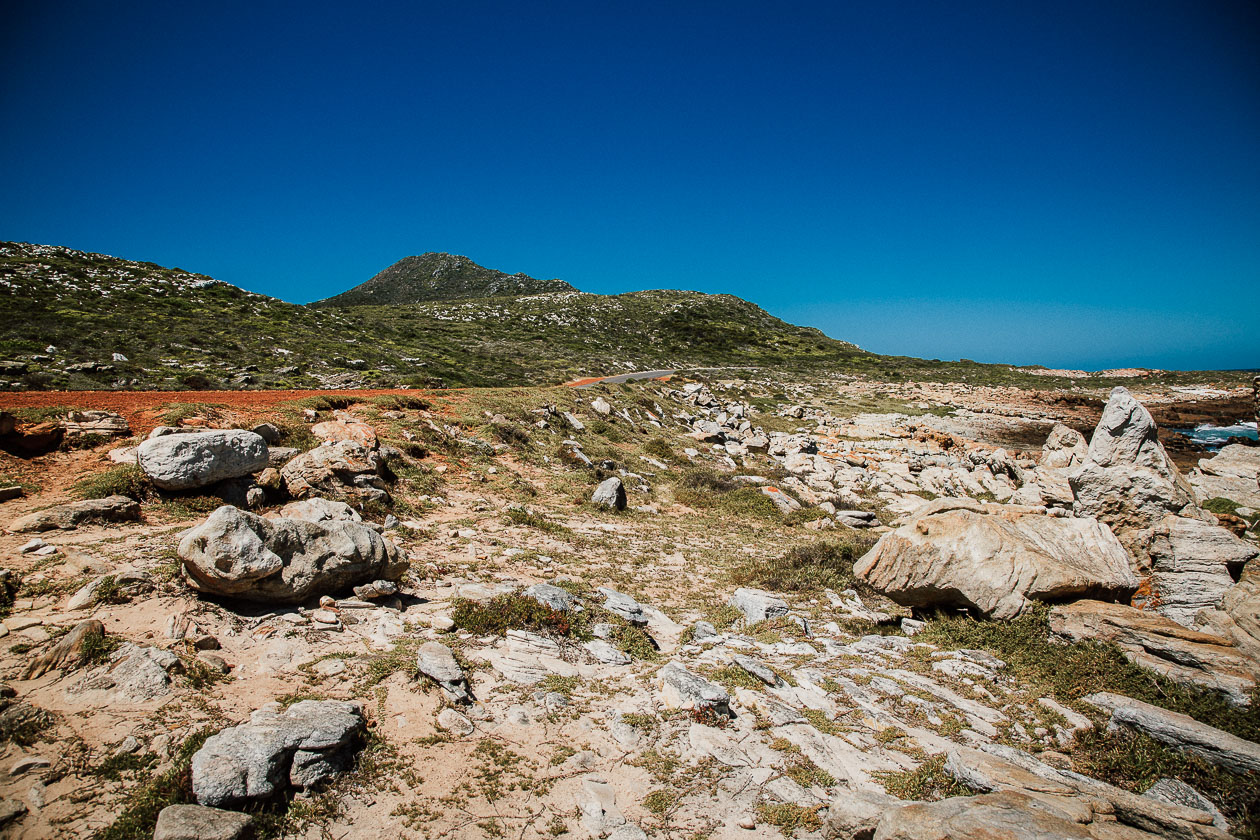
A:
74,464,151,501
1202,497,1241,517
451,595,577,638
732,539,874,592
875,753,977,801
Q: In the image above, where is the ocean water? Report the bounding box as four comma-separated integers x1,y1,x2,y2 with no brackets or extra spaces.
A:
1174,421,1259,449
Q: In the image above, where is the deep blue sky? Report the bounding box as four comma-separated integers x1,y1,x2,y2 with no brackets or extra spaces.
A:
3,1,1258,371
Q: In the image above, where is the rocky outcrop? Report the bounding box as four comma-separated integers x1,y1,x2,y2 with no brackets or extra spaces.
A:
1069,387,1254,628
1049,600,1257,705
178,505,408,604
1083,692,1260,774
8,495,140,532
1190,444,1260,509
59,410,129,438
137,431,269,491
1136,515,1257,626
191,700,365,808
855,498,1137,619
1070,387,1195,531
280,440,390,503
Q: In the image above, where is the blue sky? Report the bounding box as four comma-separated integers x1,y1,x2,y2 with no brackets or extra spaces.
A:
2,1,1257,371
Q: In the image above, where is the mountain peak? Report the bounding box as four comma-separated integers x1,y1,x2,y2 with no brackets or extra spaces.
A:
313,253,577,306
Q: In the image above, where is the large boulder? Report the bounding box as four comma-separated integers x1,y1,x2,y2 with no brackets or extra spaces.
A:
280,440,388,503
854,498,1137,620
1069,387,1195,531
8,495,140,532
137,430,269,491
1049,600,1257,706
178,505,408,604
191,700,365,808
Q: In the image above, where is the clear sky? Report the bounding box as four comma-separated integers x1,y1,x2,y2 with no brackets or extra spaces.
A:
2,1,1257,371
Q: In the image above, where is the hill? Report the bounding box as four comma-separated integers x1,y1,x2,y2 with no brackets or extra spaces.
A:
312,252,576,306
0,242,876,390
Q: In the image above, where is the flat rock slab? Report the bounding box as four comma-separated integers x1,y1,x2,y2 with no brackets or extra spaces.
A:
9,495,140,533
1050,600,1257,706
1083,691,1260,774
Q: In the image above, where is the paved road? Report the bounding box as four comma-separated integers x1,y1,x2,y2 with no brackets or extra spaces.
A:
571,370,677,388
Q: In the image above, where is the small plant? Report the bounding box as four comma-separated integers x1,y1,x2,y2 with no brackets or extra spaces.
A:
874,753,976,801
80,632,122,666
733,539,874,593
504,507,570,535
643,789,680,815
1202,497,1241,517
91,575,130,606
93,726,218,840
755,802,822,835
709,664,764,691
451,595,576,638
74,464,151,501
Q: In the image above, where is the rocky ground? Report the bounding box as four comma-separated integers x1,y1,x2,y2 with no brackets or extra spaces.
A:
0,374,1257,840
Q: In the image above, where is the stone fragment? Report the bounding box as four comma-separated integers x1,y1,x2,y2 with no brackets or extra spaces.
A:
597,586,646,624
154,804,254,840
416,642,471,702
436,708,474,736
522,583,577,613
8,495,140,533
656,662,731,715
731,653,783,687
585,640,630,665
591,476,627,510
727,588,789,623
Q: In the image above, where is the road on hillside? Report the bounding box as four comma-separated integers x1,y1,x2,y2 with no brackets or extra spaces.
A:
565,370,678,388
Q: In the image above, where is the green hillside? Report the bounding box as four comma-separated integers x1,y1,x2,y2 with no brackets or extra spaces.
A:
0,242,870,390
313,252,576,306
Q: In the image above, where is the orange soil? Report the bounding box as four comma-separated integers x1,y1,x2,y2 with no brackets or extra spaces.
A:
0,389,440,436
